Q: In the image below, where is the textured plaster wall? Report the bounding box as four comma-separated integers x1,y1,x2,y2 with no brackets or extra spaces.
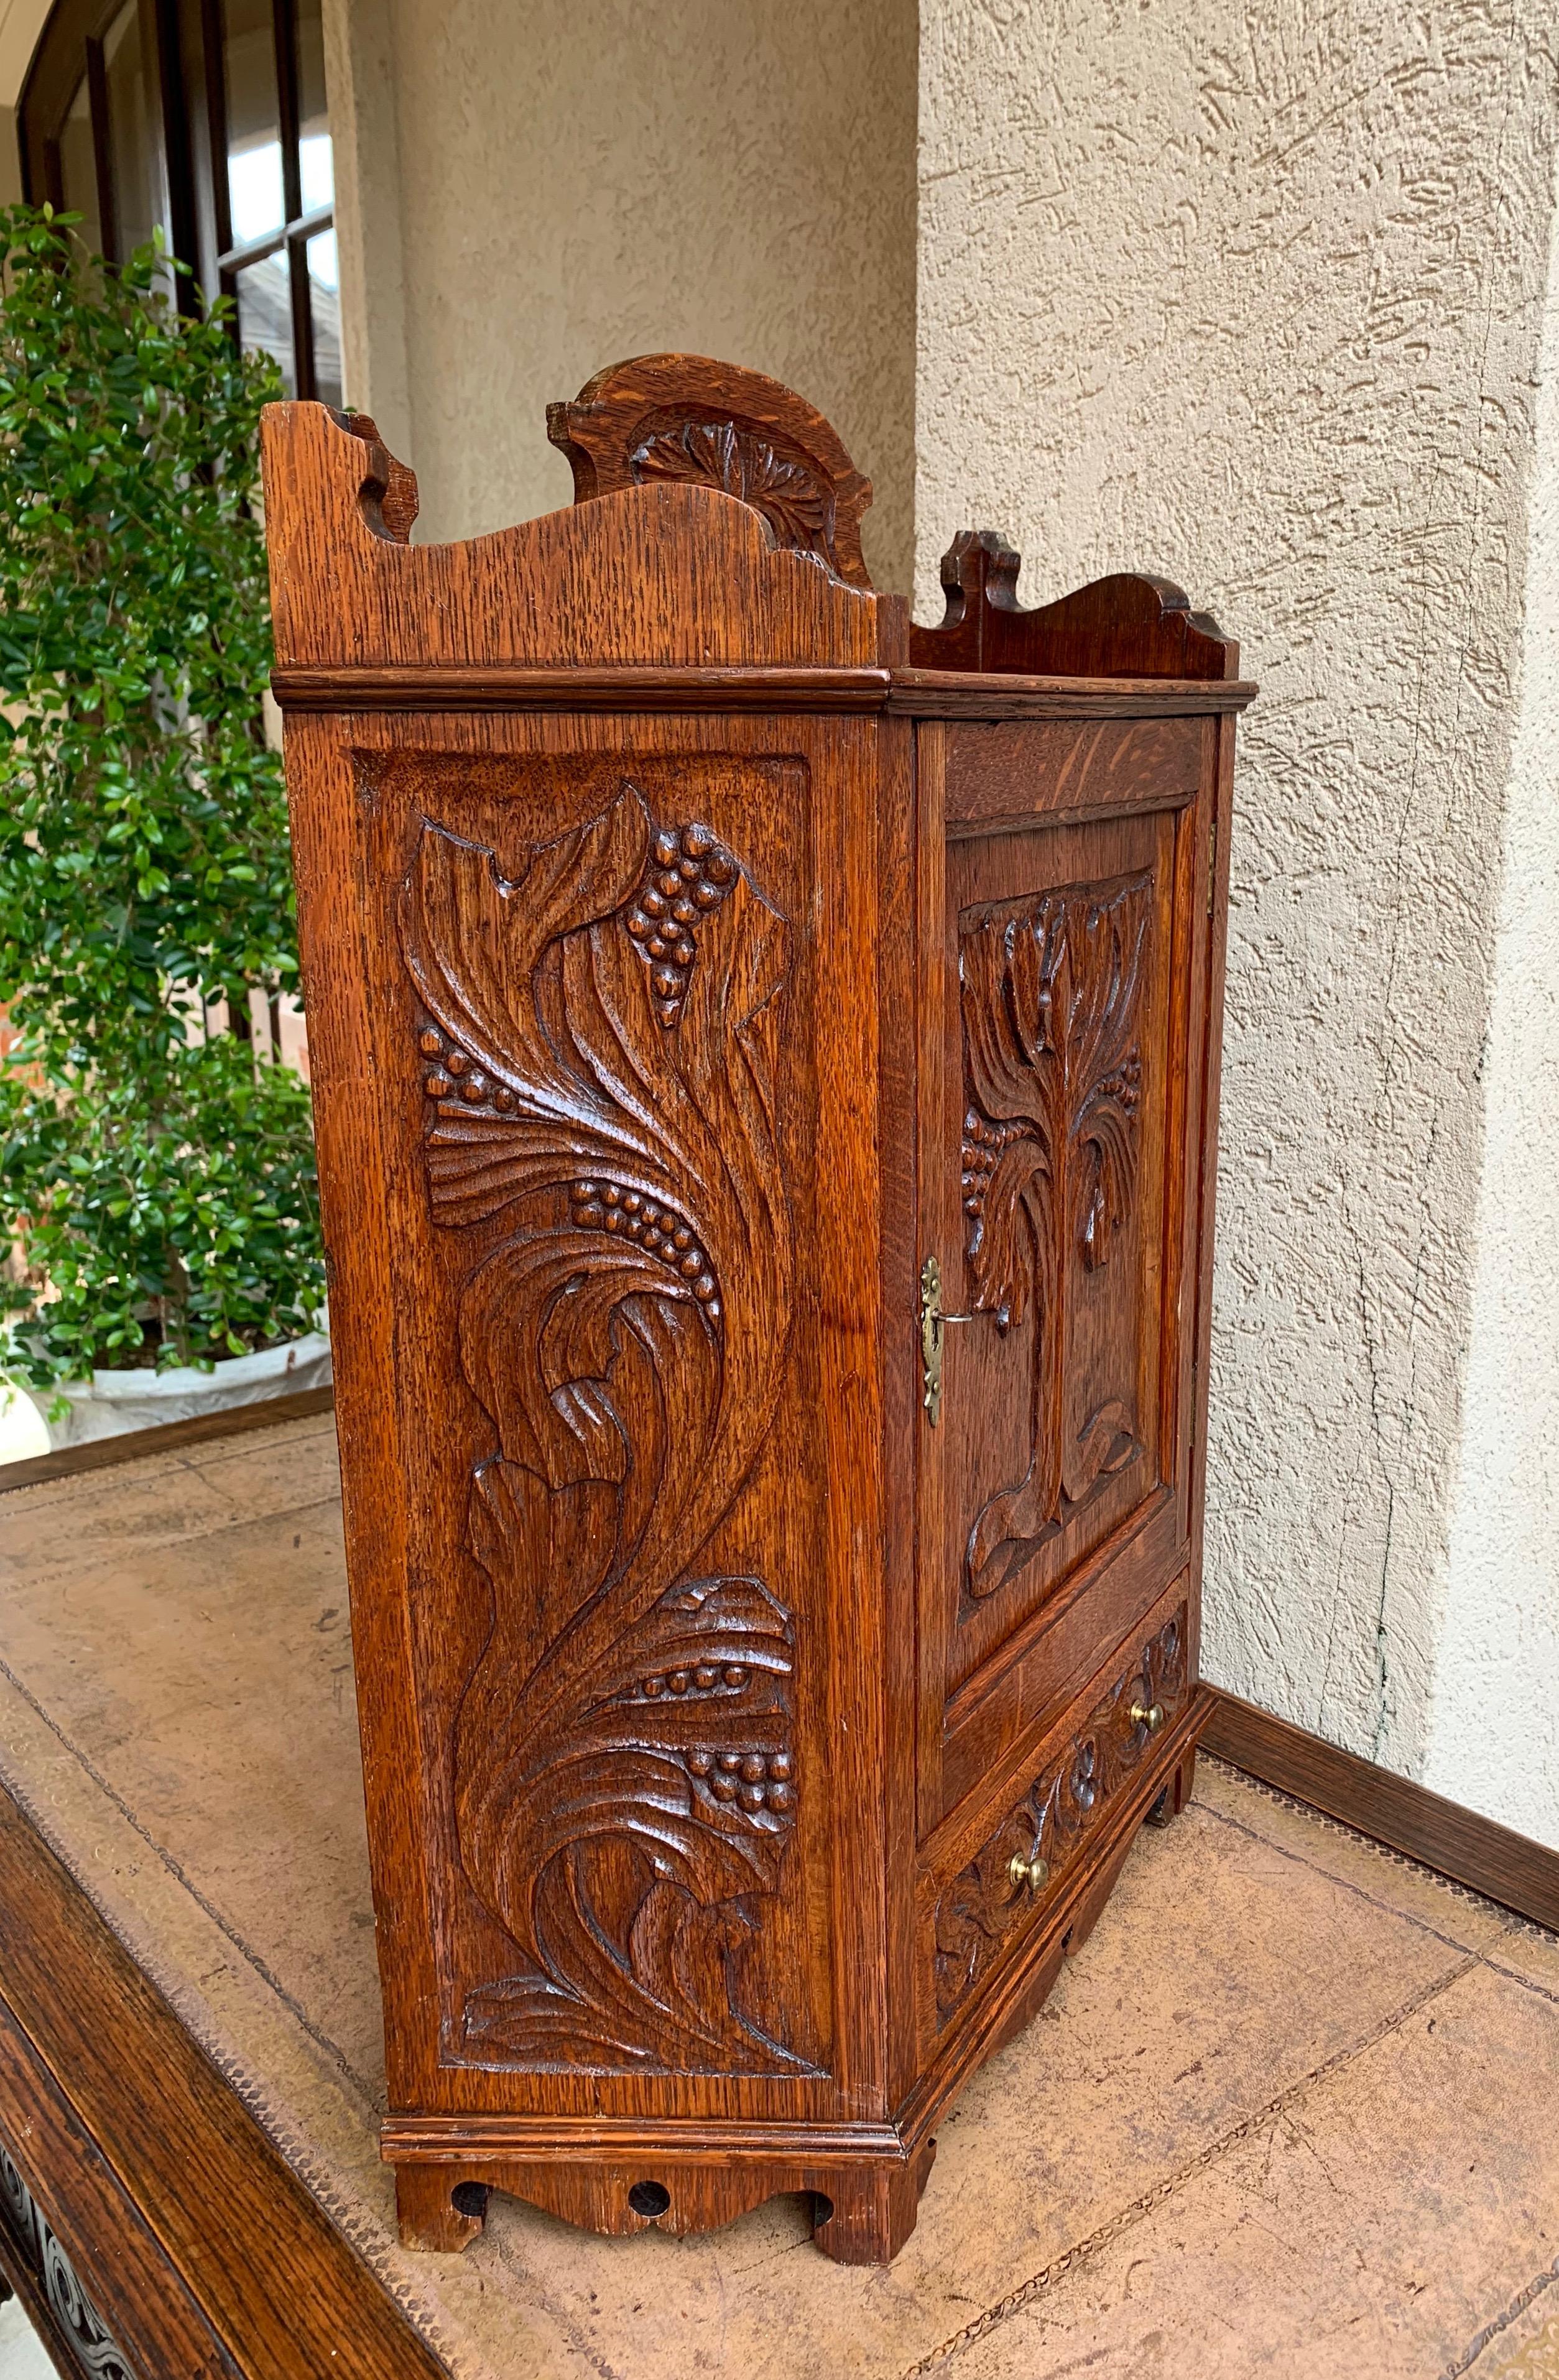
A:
918,1,1559,1828
1425,177,1559,1845
325,0,918,593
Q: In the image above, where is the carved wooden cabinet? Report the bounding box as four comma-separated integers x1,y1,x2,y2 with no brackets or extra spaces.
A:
261,357,1252,2265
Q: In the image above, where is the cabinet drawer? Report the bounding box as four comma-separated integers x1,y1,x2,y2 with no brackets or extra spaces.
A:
922,1588,1191,2038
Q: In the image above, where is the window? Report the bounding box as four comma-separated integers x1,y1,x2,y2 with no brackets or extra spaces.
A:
15,0,340,406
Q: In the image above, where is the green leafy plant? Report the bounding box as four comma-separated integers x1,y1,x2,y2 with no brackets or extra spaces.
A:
0,204,325,1390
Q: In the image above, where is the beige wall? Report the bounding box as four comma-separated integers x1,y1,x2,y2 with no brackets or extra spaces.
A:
917,0,1559,1842
325,0,918,593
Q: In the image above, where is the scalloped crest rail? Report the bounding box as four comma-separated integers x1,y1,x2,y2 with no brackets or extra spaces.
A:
260,353,1254,2265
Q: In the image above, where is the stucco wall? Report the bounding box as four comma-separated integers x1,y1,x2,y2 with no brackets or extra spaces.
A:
918,1,1559,1833
1425,173,1559,1846
325,0,918,593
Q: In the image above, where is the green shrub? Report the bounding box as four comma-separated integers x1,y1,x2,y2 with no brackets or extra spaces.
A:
0,204,325,1388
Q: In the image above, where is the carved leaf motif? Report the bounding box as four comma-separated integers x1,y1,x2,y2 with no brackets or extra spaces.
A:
631,415,835,563
399,785,810,2073
958,874,1151,1600
933,1612,1188,2023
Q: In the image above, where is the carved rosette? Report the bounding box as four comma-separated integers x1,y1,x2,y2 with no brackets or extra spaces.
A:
400,783,811,2073
933,1612,1188,2024
958,872,1151,1600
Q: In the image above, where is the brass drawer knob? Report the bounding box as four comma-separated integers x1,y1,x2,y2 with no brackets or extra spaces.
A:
1129,1699,1165,1733
1008,1849,1050,1892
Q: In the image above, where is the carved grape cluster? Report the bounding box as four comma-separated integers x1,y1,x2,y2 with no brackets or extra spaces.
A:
633,1659,749,1700
417,1024,516,1112
687,1745,793,1817
624,822,739,1026
568,1179,722,1322
960,1107,1029,1225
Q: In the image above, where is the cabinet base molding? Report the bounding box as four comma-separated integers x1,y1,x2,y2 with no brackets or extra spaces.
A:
1204,1689,1559,1935
394,2141,938,2264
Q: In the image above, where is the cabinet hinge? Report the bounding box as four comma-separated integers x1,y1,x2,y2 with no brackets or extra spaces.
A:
1208,814,1218,916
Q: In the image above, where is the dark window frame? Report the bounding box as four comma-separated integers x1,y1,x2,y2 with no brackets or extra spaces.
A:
14,0,335,396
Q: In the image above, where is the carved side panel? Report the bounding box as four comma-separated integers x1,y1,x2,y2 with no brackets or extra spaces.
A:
399,781,816,2075
958,872,1152,1603
933,1609,1188,2025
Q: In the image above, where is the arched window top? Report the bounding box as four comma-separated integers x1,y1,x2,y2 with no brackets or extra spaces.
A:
16,0,339,405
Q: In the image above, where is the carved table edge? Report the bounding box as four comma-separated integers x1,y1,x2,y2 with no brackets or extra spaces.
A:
269,665,895,713
380,2118,910,2163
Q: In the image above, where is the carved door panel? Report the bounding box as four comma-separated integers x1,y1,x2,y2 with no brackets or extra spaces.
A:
919,793,1197,1814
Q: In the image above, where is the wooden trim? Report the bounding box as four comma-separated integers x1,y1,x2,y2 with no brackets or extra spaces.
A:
271,664,895,713
384,2115,907,2161
0,1386,335,1496
1205,1687,1559,1935
887,670,1258,719
0,1781,444,2379
270,665,1261,719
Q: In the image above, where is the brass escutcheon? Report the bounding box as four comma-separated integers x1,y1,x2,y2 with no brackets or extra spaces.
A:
919,1254,989,1428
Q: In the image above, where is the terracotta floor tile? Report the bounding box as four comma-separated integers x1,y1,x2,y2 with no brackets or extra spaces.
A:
1197,1757,1516,1954
937,1958,1559,2380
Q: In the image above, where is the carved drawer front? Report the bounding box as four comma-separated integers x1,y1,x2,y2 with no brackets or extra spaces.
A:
927,1597,1190,2034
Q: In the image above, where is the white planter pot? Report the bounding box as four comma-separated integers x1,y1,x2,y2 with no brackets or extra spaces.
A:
13,1331,333,1452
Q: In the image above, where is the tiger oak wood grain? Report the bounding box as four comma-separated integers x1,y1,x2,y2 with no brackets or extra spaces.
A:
261,357,1245,2263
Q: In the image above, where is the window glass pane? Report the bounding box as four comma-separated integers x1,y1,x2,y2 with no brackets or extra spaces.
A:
234,252,294,395
56,76,103,259
307,229,340,407
299,130,333,214
223,0,283,246
104,0,162,262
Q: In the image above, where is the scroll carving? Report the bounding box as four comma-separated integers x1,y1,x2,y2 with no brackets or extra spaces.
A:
547,354,873,586
0,2141,139,2378
933,1611,1188,2024
400,782,812,2073
959,872,1151,1601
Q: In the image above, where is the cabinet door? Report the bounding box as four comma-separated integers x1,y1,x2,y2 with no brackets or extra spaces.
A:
915,717,1217,1831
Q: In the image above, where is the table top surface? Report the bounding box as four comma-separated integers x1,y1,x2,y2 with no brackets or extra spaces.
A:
1,1413,1555,2380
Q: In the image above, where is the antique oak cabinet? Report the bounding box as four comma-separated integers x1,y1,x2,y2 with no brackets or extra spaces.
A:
261,357,1252,2265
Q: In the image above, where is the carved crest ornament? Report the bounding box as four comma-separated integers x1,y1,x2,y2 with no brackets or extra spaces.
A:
400,782,812,2073
958,872,1151,1602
